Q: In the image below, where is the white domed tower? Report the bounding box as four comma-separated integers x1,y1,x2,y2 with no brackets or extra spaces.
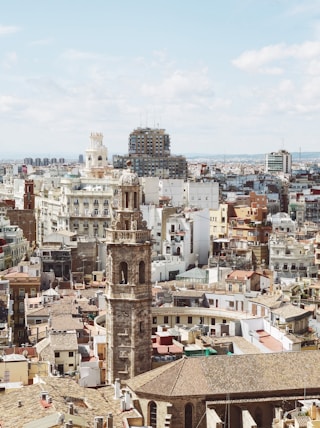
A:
85,132,108,177
104,161,152,384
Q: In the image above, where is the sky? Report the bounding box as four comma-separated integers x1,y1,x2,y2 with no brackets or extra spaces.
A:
1,0,320,158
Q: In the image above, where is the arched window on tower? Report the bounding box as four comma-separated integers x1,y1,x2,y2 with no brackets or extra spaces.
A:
148,401,157,428
98,155,102,161
134,192,138,209
119,262,128,284
139,261,145,284
125,192,129,208
185,403,193,428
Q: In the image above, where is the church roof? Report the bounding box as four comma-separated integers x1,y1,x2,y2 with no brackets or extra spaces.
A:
126,351,320,399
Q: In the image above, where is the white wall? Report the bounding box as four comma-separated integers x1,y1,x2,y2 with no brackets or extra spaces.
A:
190,209,210,266
79,360,101,387
159,179,184,207
185,181,219,210
141,177,159,205
151,257,186,282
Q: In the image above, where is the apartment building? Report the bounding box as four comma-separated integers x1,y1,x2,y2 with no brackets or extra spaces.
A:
265,149,292,175
0,217,28,270
0,279,11,347
162,208,210,269
4,260,41,345
113,127,188,179
269,233,317,280
36,133,117,243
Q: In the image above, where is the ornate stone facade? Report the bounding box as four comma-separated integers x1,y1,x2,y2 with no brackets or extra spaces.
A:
104,163,152,384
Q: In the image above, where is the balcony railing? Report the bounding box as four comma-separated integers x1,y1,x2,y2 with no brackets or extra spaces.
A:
106,229,151,244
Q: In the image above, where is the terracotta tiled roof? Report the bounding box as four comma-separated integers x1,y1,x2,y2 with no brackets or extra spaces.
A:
51,315,84,331
272,303,311,321
248,294,283,309
0,376,125,427
227,270,255,279
126,351,320,398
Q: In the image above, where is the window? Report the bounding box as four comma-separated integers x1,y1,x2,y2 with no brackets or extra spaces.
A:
19,288,25,297
228,284,232,292
164,316,168,324
152,317,157,324
211,318,215,325
188,316,192,324
185,403,193,428
222,319,227,324
139,261,145,284
69,352,74,357
149,401,157,428
55,352,60,358
119,262,128,284
176,316,180,324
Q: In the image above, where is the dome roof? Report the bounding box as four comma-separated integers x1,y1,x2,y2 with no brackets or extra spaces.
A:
119,161,139,186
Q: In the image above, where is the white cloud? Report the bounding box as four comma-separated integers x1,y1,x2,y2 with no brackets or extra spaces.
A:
141,68,215,102
60,49,102,61
0,95,25,113
0,25,20,36
232,41,320,74
288,2,320,16
28,38,53,46
2,51,18,69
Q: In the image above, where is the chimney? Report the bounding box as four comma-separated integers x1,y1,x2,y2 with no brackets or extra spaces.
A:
106,413,113,428
124,390,131,410
68,402,74,415
94,416,104,428
114,378,121,399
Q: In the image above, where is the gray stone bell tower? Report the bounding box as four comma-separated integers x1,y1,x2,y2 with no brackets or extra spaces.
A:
104,162,152,384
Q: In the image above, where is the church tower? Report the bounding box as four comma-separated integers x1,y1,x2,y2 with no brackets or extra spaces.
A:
104,162,152,384
85,132,108,178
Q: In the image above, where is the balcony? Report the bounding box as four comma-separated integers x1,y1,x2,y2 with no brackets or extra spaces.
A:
170,230,185,236
106,229,151,244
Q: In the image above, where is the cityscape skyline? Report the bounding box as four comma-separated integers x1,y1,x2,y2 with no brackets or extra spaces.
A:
2,1,320,156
